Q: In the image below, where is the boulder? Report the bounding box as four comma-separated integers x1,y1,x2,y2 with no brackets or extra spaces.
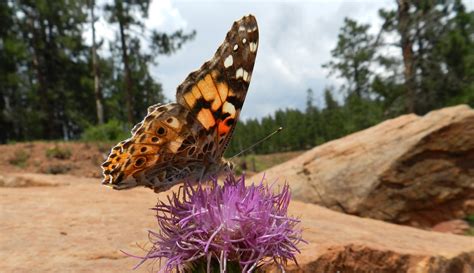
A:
278,202,474,273
254,105,474,227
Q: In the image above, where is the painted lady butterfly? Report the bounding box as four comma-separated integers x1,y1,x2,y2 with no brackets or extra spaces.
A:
101,15,258,192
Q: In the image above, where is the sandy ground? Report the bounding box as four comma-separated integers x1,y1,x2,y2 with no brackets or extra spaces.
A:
1,173,473,273
0,173,160,273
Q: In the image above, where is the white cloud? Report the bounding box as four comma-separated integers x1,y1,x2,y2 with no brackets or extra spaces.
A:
82,0,116,49
146,0,188,30
83,0,188,56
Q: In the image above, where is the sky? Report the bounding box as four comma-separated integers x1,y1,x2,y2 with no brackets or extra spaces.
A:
90,0,474,120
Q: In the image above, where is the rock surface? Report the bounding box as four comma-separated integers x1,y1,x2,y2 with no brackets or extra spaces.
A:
1,173,473,272
253,105,474,227
282,202,474,273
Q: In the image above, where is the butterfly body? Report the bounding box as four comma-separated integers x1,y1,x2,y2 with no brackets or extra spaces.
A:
101,15,258,192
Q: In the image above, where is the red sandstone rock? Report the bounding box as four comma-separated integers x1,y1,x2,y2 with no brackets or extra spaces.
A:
253,105,474,228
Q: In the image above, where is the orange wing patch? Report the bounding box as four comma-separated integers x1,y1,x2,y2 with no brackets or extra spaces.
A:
197,108,216,129
198,74,218,101
199,73,224,111
217,84,228,102
211,70,229,103
217,101,238,137
183,92,196,109
217,118,232,136
191,86,202,101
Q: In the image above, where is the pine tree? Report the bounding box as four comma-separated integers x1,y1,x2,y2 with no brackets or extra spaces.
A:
378,0,473,114
104,0,195,126
88,0,104,125
13,0,92,140
0,1,28,142
322,18,376,98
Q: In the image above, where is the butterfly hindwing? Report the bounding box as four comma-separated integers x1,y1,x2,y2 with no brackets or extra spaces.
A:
101,103,207,191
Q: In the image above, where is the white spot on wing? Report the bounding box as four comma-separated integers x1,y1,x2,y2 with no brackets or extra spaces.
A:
236,68,244,79
167,117,181,129
239,26,246,31
250,42,257,53
242,38,247,44
224,55,233,68
223,101,236,115
233,44,238,51
243,70,250,82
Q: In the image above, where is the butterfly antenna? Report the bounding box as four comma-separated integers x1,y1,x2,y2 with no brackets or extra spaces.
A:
229,127,283,160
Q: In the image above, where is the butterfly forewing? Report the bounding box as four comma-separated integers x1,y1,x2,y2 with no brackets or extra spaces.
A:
101,15,259,192
176,15,259,158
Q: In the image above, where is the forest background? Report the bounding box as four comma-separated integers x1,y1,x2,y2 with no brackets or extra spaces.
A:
0,0,472,156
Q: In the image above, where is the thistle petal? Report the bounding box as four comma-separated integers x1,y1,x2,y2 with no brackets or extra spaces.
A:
133,173,305,272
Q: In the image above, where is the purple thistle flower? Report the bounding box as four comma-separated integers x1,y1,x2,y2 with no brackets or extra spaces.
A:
136,174,305,273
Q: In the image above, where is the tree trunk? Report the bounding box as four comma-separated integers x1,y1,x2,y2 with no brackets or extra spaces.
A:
117,1,134,125
26,9,54,139
89,0,104,125
397,0,416,113
353,62,361,98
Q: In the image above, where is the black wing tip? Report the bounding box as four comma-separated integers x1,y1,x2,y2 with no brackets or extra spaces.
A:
233,14,259,34
176,14,258,98
238,14,257,24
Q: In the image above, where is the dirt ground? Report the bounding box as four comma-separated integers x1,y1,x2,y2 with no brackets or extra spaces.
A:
0,141,110,178
1,173,473,273
0,141,303,180
0,173,159,273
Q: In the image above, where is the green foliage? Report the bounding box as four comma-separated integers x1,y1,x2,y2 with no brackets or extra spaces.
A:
0,0,193,143
322,18,376,98
227,89,384,155
151,29,197,55
189,260,244,273
44,164,71,174
103,0,195,125
233,152,302,175
81,119,129,142
8,150,30,168
46,146,72,160
466,214,474,225
377,0,474,114
467,214,474,236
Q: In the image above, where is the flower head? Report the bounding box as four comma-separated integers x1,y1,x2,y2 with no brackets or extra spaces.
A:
137,174,304,272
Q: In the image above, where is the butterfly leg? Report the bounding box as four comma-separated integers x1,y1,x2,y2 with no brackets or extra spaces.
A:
198,166,207,182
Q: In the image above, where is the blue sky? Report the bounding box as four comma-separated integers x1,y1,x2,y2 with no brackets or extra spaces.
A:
90,0,474,120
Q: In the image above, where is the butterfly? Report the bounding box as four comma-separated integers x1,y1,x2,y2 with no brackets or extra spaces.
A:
101,15,259,193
